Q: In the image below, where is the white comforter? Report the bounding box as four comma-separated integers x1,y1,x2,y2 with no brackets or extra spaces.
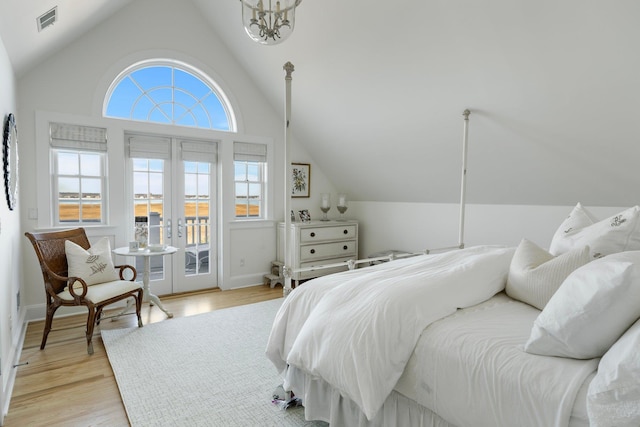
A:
396,293,598,427
266,245,515,420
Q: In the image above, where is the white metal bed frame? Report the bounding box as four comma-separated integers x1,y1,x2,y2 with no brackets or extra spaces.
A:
281,62,471,296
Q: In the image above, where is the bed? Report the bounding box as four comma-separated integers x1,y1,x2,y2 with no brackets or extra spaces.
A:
273,65,639,426
266,203,640,427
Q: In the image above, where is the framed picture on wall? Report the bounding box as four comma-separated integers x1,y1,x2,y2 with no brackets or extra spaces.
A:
291,162,310,198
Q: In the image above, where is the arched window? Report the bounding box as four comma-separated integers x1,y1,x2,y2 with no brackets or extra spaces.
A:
104,60,234,131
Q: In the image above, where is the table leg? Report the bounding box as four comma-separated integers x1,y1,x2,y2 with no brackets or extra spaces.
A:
142,256,173,318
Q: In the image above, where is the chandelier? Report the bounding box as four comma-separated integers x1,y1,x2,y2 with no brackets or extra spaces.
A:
240,0,302,45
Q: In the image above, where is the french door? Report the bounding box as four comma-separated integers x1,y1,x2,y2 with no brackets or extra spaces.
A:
126,133,217,295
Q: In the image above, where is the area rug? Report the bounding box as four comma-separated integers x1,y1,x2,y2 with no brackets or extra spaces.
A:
102,298,326,427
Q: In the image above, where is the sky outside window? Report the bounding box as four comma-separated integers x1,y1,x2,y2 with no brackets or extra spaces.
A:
106,65,231,131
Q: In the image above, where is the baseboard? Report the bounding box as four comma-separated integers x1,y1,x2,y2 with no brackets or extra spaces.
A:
24,298,130,323
1,309,27,426
223,272,267,290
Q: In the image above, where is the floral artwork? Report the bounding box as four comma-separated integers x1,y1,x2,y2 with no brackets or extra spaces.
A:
291,163,310,198
298,209,311,222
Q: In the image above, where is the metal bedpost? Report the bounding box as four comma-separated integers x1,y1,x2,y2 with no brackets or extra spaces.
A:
283,62,295,297
458,109,471,249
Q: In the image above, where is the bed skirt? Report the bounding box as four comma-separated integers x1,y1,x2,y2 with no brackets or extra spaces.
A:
285,366,455,427
284,365,592,427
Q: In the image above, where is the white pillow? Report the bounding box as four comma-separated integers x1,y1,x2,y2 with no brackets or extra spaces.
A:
587,318,640,426
524,251,640,359
549,204,640,259
65,237,119,286
549,202,595,250
506,238,591,310
552,202,597,235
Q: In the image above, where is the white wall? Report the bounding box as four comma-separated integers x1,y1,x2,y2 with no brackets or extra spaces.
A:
0,33,21,424
351,201,625,258
8,0,633,418
17,0,337,320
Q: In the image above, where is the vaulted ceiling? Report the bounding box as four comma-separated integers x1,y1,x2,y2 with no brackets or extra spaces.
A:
2,0,639,207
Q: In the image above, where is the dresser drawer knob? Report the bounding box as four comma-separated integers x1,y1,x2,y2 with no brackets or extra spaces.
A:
343,229,348,234
310,249,316,254
343,245,348,250
310,232,316,237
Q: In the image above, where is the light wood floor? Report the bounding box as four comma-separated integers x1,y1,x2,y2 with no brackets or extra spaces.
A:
3,285,284,427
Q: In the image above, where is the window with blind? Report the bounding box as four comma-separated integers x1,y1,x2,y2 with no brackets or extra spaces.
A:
234,142,267,219
50,123,108,225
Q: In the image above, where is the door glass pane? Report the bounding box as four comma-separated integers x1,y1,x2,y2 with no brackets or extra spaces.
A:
184,160,210,276
133,158,166,280
198,174,209,197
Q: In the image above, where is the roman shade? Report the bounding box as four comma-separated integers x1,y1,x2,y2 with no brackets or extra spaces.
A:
234,141,267,162
50,123,108,152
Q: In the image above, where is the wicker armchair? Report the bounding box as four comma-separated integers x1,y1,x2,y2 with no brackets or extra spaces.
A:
25,228,143,354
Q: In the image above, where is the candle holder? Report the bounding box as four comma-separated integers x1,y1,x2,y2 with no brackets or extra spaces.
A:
337,193,348,220
320,193,331,221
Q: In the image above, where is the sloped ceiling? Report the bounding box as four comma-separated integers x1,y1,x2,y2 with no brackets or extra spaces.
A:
2,0,640,207
0,0,134,73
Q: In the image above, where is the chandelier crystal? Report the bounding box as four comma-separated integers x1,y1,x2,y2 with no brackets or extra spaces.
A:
241,0,302,45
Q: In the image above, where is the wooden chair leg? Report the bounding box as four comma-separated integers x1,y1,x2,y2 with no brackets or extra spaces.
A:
40,305,58,350
96,309,103,326
86,307,97,355
41,318,53,350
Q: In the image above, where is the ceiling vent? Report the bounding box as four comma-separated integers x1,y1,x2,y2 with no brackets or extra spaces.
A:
37,7,58,32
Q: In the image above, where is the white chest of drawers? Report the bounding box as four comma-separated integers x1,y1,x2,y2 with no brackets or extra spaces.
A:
277,220,359,281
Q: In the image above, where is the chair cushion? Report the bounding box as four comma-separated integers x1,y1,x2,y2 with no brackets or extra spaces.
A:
65,237,119,285
59,280,142,303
